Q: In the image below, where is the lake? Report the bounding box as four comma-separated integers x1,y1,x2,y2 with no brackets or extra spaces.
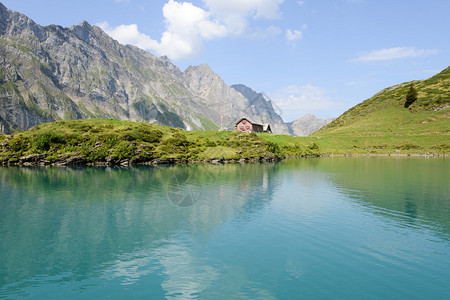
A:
0,157,449,299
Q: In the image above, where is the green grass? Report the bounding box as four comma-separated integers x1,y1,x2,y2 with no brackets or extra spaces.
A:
309,66,450,154
0,117,448,166
0,119,296,165
319,66,450,136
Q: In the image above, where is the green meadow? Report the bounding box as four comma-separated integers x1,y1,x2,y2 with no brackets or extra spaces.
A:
0,116,447,166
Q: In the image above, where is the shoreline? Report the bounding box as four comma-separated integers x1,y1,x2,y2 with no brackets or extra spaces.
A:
1,152,448,167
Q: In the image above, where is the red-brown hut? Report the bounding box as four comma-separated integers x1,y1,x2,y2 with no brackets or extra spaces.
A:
235,118,272,133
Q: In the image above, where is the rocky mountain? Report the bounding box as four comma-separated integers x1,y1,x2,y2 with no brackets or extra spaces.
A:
230,84,290,134
286,114,334,136
0,3,287,134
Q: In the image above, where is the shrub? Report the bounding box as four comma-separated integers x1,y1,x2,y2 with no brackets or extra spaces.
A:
404,84,418,108
86,146,109,162
32,130,65,151
98,133,119,146
121,128,163,143
400,144,420,150
163,133,191,147
64,132,84,146
67,121,92,132
45,155,58,163
205,139,217,147
111,141,136,160
304,142,320,156
9,136,31,153
309,142,319,150
266,141,281,156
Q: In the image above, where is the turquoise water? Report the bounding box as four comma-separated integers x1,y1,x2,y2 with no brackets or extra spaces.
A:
0,157,449,299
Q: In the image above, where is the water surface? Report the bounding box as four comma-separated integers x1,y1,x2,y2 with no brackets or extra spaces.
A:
0,157,449,299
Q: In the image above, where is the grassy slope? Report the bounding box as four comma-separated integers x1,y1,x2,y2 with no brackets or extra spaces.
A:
307,67,450,154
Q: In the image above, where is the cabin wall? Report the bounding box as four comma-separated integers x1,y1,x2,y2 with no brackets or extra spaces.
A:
252,124,263,133
235,119,267,133
236,120,253,133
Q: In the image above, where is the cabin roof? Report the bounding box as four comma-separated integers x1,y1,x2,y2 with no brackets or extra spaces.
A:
235,118,262,126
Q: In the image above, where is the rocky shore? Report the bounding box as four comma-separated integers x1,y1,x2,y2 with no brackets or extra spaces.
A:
0,153,283,167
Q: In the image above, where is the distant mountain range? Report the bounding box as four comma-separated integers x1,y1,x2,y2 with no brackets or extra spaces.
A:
0,3,290,134
286,114,334,136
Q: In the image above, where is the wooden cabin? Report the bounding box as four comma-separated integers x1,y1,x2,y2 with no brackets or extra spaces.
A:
235,118,272,133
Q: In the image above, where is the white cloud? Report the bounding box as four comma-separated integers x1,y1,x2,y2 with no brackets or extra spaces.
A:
202,0,284,35
99,0,227,60
272,84,341,121
203,0,284,20
353,47,439,62
251,25,282,39
286,29,302,42
99,0,286,60
297,1,305,6
98,22,159,50
286,25,306,43
163,1,227,40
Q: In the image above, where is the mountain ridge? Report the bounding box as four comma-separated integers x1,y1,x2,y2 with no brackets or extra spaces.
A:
0,3,288,134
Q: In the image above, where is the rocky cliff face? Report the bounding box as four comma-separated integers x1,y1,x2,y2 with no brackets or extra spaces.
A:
286,114,334,136
230,84,290,134
0,3,286,134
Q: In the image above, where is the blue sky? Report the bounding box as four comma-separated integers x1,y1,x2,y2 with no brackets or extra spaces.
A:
3,0,449,121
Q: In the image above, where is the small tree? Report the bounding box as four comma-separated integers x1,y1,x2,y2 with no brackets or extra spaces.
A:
404,84,417,108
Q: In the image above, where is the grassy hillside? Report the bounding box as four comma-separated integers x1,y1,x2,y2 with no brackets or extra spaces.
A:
316,67,450,137
304,67,450,154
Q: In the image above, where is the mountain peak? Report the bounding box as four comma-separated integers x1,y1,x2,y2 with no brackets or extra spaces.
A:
70,20,93,32
78,20,92,28
184,63,213,75
183,63,217,82
287,114,334,136
69,20,95,44
197,63,211,69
